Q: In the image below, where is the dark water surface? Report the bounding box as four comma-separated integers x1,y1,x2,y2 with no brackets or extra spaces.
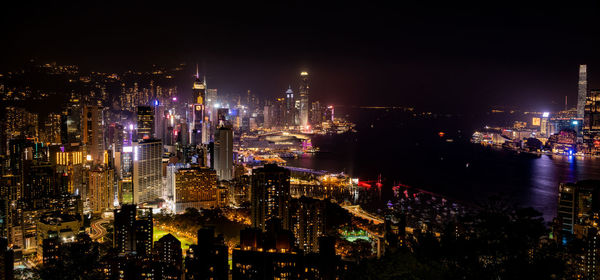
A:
286,108,600,221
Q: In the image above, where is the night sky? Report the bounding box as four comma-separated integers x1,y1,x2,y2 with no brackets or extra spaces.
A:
3,2,600,112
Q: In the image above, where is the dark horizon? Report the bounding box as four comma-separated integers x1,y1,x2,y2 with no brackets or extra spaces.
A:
3,2,600,112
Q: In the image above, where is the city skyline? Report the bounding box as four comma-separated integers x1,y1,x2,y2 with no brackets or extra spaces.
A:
3,3,600,112
4,3,600,279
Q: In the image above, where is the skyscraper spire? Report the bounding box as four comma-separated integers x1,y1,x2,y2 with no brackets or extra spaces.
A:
195,64,200,79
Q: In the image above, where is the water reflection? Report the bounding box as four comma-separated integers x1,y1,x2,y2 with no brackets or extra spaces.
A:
529,155,600,221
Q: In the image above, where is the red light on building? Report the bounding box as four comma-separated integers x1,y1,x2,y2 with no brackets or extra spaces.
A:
438,132,445,137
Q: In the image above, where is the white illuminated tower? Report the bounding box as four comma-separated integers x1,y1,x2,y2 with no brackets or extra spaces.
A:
214,127,233,180
133,139,162,203
578,64,588,119
299,71,310,127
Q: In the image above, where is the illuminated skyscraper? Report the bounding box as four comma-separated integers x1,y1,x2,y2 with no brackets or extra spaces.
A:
42,113,62,144
154,104,166,140
578,65,588,119
214,127,233,181
61,96,82,144
584,90,600,154
310,100,322,125
132,139,162,204
88,167,115,213
136,106,154,140
251,164,291,231
192,67,207,145
290,196,326,253
285,86,295,126
83,105,104,165
52,144,83,195
299,72,310,127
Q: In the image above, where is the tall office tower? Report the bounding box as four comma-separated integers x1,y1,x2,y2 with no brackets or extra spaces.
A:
113,205,153,256
82,105,104,165
299,71,310,127
251,164,291,231
52,144,84,195
136,106,154,141
42,113,62,144
201,121,211,144
263,104,272,129
214,127,233,181
584,90,600,154
192,69,207,145
217,108,229,127
310,101,323,125
174,167,219,212
273,98,285,127
325,106,334,122
106,123,124,154
206,88,218,124
114,204,136,253
578,65,588,119
61,100,82,144
132,139,162,204
290,197,326,253
154,104,166,140
119,144,134,204
285,86,295,126
165,164,181,204
154,233,182,276
88,167,115,213
185,228,229,280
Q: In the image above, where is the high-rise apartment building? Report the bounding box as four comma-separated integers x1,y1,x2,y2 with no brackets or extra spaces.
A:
4,106,38,140
291,196,326,253
251,164,291,231
113,204,153,256
88,167,115,213
154,233,182,277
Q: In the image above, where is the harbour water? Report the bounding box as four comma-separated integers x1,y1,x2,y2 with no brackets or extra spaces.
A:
286,108,600,222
